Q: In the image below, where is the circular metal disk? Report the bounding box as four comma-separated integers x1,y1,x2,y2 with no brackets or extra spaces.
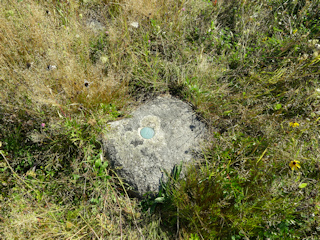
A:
140,127,155,139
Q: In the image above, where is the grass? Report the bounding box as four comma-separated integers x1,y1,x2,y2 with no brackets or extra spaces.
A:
1,0,320,239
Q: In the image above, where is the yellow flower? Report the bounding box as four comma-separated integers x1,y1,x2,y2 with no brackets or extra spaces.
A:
289,160,301,171
289,122,299,128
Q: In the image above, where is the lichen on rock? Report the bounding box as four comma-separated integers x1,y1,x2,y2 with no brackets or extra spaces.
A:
103,96,207,198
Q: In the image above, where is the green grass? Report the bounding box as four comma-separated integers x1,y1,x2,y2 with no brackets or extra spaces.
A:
1,0,320,239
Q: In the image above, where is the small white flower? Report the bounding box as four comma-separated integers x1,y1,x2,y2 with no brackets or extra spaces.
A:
129,22,139,28
302,53,309,60
308,39,319,44
100,56,108,64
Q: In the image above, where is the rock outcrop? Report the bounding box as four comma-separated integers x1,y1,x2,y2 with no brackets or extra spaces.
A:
103,96,207,198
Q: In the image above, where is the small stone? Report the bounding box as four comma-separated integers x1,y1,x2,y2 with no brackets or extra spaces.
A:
47,65,57,70
84,80,91,87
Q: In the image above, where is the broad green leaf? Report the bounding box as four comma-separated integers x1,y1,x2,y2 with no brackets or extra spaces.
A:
299,183,308,188
154,197,165,203
274,103,282,110
95,159,102,168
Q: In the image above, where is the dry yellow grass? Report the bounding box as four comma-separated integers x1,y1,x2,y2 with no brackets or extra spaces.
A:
0,0,130,113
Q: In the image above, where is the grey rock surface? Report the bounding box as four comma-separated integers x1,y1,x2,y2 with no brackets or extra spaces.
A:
103,96,207,197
